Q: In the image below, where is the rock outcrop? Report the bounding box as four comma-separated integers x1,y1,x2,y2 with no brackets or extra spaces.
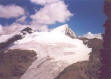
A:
21,27,33,35
99,0,111,79
0,27,33,52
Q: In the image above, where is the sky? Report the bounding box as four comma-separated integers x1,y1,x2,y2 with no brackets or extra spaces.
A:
0,0,106,35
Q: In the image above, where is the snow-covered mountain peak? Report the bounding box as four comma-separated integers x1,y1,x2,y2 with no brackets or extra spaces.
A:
0,24,92,79
80,32,103,39
52,24,69,32
51,24,77,38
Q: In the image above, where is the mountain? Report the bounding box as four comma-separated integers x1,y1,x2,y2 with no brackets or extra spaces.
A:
51,24,77,38
0,24,94,79
0,27,33,52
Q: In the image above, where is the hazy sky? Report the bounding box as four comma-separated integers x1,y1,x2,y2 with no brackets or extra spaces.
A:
0,0,106,35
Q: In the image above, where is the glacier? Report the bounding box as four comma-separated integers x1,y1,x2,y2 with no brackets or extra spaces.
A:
6,24,92,79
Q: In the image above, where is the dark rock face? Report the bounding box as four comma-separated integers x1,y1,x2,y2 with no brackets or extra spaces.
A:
21,27,33,35
99,0,111,79
55,38,103,79
0,49,37,79
65,27,77,39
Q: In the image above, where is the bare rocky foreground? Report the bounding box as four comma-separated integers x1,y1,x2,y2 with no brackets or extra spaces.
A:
0,49,37,79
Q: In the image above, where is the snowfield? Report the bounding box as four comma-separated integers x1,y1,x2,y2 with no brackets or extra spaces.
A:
7,24,92,79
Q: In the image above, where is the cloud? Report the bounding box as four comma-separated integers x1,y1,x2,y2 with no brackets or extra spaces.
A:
2,24,26,34
0,5,25,18
30,24,49,32
0,23,49,35
31,1,73,25
80,32,103,39
0,0,73,35
30,0,60,5
16,16,26,23
0,25,3,34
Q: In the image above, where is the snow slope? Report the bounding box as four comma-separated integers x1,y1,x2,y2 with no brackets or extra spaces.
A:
8,24,91,79
51,24,77,38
